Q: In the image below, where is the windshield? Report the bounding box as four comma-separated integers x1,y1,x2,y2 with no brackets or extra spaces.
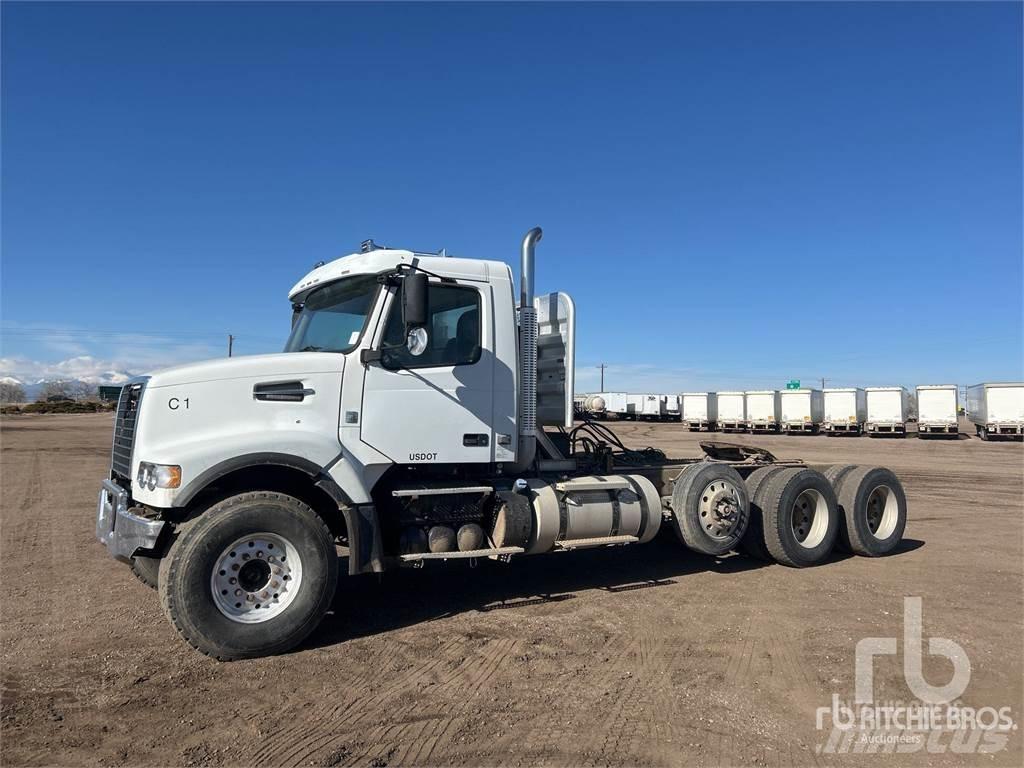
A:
285,275,379,353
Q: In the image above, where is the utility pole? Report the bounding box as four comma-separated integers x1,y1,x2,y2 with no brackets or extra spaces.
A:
228,334,234,357
598,363,606,392
821,377,826,390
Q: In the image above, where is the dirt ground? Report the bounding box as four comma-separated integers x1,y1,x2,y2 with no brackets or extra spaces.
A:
1,413,1022,767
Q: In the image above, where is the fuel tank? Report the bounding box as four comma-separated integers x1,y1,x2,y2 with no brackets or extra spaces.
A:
521,474,662,554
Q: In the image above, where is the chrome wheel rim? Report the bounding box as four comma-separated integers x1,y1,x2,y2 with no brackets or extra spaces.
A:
791,489,829,549
211,533,303,624
697,478,743,540
866,484,898,540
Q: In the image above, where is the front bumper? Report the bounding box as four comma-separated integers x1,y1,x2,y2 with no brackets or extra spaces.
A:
96,479,166,563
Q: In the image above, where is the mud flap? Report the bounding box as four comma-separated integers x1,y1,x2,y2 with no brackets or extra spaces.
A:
344,504,384,575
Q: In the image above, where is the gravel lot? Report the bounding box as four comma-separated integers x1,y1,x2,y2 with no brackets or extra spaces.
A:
2,413,1021,767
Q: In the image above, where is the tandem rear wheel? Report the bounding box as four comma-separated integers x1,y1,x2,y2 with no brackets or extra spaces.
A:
670,463,750,555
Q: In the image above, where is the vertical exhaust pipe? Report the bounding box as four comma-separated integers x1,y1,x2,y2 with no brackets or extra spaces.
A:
520,226,542,308
513,227,543,473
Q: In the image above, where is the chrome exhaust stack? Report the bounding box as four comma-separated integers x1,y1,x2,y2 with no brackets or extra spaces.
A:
513,227,542,473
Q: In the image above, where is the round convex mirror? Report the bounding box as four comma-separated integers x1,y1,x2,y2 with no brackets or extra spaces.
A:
406,327,428,356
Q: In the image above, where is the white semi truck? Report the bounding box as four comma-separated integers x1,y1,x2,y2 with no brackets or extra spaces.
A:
96,229,908,660
865,387,912,437
823,388,867,436
780,388,824,434
744,390,782,433
681,392,716,431
915,384,959,438
966,382,1024,440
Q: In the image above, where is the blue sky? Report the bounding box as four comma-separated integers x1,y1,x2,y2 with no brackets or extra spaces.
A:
2,1,1021,392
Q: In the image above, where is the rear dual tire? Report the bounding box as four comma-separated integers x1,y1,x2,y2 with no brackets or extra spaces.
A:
758,468,840,567
670,463,749,555
831,466,907,557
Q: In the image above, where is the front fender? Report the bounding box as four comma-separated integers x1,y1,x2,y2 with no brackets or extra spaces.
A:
132,429,344,509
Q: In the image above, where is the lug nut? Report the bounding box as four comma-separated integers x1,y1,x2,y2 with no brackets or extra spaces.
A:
235,589,242,596
229,577,237,584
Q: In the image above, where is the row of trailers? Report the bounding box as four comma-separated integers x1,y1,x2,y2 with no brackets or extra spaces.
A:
577,382,1024,440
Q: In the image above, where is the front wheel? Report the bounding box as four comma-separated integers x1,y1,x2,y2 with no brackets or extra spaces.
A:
158,492,338,661
130,554,161,590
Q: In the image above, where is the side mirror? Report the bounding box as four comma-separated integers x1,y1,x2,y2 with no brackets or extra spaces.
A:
402,272,428,328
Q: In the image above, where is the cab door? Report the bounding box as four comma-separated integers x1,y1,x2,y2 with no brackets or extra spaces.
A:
360,279,497,464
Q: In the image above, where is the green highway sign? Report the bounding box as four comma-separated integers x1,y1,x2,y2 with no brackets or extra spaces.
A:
786,380,800,390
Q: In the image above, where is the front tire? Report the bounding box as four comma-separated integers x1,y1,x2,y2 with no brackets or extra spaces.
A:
130,554,161,590
158,492,338,661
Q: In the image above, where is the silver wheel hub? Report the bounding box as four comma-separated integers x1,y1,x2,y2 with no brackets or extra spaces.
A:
698,479,743,539
866,484,898,540
791,489,829,549
211,533,303,624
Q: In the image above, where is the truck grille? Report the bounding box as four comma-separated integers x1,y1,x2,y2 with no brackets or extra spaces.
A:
111,381,145,480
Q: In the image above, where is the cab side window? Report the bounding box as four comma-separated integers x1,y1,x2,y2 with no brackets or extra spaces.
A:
382,283,481,369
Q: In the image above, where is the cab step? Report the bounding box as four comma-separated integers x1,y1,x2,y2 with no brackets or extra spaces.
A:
553,535,639,550
392,486,493,498
399,546,524,562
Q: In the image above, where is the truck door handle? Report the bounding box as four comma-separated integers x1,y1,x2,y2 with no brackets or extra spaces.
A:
253,382,315,402
463,434,489,447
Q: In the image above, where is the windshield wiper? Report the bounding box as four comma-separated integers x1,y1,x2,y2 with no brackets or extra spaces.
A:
298,345,324,352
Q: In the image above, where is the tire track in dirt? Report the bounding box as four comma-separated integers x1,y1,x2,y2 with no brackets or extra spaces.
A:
250,636,519,767
247,637,465,765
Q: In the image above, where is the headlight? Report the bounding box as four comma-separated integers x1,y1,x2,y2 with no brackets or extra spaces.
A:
137,462,182,491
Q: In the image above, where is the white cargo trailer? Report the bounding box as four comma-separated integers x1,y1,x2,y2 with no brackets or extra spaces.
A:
716,391,746,432
916,385,958,438
744,390,781,433
865,387,911,437
663,394,681,421
602,392,629,419
626,394,644,420
639,394,666,420
681,392,716,431
780,388,824,434
967,382,1024,440
823,388,867,435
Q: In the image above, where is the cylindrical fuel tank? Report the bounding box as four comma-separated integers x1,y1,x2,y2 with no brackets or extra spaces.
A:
522,474,662,554
585,394,607,414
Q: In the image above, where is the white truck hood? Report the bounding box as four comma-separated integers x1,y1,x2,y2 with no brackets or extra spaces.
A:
145,352,344,388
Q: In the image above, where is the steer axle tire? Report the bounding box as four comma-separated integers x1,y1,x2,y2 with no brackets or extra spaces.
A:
671,463,749,555
832,466,907,557
158,492,338,661
130,554,161,590
761,468,840,567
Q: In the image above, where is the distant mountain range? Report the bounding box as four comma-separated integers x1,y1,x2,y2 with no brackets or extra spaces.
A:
1,371,133,401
